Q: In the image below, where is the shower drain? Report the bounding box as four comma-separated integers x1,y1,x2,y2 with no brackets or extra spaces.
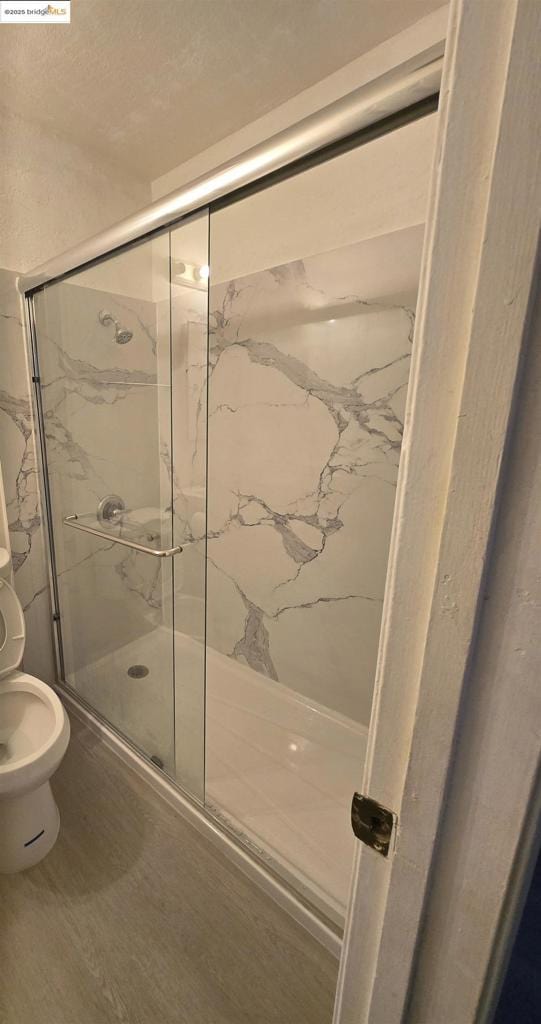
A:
127,664,149,679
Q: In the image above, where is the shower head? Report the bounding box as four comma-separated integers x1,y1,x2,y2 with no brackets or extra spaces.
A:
98,309,133,344
115,325,134,345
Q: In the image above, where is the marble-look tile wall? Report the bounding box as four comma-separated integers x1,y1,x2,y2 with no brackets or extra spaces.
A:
0,268,56,681
0,249,208,770
206,237,416,725
2,226,416,746
32,278,169,682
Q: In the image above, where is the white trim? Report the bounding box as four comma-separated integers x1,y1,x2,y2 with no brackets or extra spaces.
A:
57,684,342,959
334,0,541,1020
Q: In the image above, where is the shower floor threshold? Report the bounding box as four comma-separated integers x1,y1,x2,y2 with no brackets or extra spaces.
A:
70,626,367,919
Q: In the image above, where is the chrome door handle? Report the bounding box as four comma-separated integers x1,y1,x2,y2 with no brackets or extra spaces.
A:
63,514,182,558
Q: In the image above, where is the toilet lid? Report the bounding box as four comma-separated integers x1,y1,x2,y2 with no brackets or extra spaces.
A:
0,578,25,678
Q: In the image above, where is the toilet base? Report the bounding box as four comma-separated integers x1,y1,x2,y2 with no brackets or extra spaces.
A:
0,781,61,873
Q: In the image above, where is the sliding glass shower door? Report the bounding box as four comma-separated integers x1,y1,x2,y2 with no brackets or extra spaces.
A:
204,114,435,922
31,213,209,800
29,109,434,926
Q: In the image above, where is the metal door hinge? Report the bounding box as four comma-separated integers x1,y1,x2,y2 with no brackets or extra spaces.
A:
351,792,396,857
52,611,60,622
32,375,40,384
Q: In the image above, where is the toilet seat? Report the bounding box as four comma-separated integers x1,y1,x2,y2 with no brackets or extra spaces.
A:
0,671,70,795
0,576,70,874
0,578,26,678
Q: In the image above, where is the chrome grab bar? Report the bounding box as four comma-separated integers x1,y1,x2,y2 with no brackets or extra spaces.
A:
63,514,182,558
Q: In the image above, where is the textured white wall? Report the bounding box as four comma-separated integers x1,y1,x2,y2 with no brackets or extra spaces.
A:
151,6,447,203
0,107,150,274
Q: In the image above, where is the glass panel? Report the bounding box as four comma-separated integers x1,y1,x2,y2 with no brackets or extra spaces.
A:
33,234,177,773
169,212,209,803
206,114,435,921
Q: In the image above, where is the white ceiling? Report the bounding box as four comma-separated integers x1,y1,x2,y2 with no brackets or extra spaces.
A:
0,0,442,181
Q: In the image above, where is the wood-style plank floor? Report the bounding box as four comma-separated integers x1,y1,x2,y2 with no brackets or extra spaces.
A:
0,715,338,1024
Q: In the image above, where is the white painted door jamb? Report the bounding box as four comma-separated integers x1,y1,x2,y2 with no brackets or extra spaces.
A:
334,0,541,1021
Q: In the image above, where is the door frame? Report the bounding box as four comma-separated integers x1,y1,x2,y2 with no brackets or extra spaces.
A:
334,0,541,1020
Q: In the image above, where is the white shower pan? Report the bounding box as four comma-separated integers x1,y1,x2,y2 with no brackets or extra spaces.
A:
73,626,366,920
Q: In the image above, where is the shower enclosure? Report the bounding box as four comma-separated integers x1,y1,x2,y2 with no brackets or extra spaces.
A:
23,56,440,934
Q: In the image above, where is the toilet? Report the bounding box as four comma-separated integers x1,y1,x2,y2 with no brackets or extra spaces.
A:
0,576,70,873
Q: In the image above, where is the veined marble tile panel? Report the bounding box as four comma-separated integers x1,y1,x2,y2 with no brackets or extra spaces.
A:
32,279,169,680
34,283,159,386
43,382,161,523
206,233,418,724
